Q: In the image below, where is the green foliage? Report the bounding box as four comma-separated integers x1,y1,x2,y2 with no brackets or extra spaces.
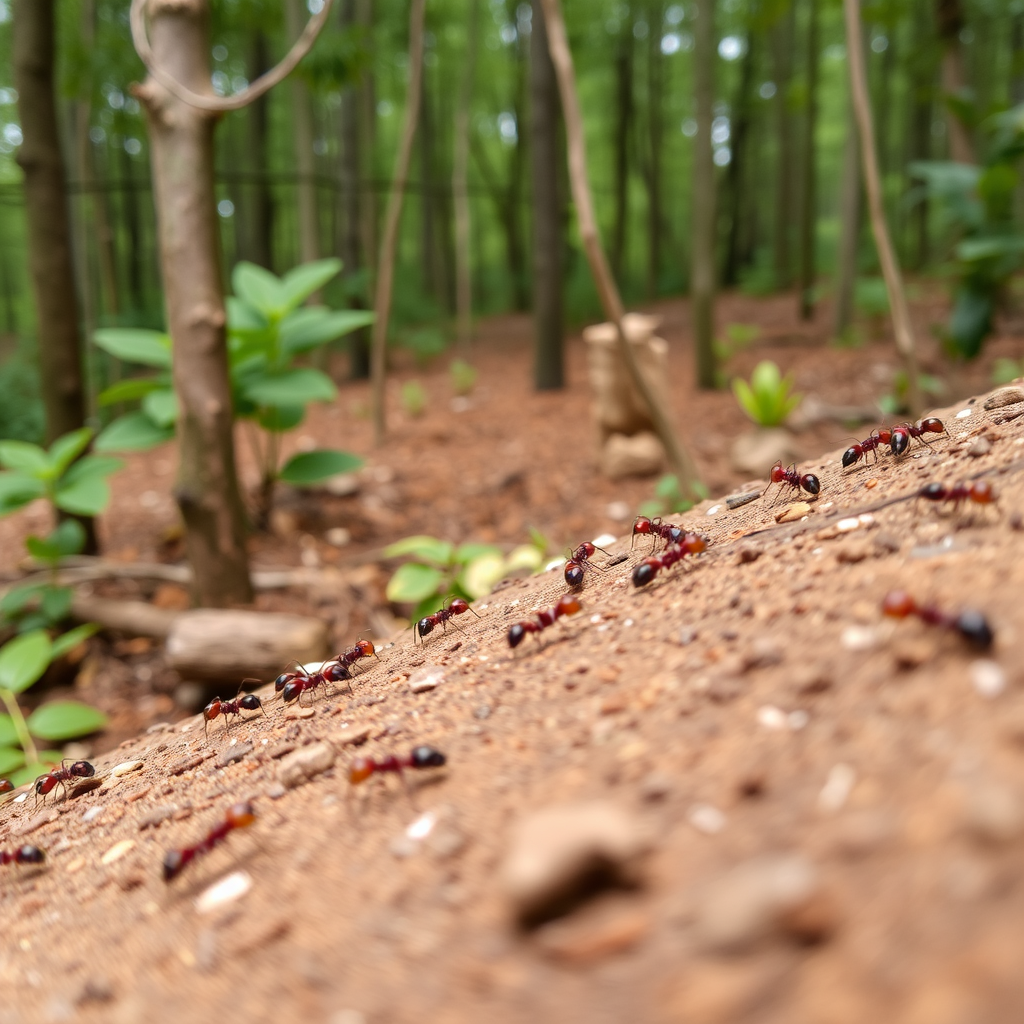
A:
854,278,891,318
384,533,547,622
878,371,947,416
449,359,478,396
713,324,761,387
399,327,449,366
731,361,802,427
638,474,710,520
0,352,45,445
992,358,1024,385
400,380,428,417
278,449,363,485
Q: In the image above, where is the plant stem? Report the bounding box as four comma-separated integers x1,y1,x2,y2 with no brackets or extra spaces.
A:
0,687,38,766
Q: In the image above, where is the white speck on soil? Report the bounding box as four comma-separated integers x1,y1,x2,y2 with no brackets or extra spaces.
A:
688,804,726,835
970,660,1006,699
841,625,878,651
406,811,437,840
195,871,252,915
837,518,860,532
757,705,788,730
592,533,616,547
706,504,722,516
956,408,973,418
818,764,856,812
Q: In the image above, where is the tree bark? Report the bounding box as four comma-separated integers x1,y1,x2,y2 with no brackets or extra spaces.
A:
796,0,818,321
610,23,632,282
934,0,976,163
833,97,861,340
530,0,564,390
691,0,717,389
844,0,921,414
135,0,253,606
722,29,756,287
13,0,90,446
453,0,479,351
370,0,426,445
771,3,795,290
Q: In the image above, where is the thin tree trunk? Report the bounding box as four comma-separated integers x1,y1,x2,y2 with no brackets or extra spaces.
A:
833,98,860,340
135,0,253,606
530,0,563,390
935,0,976,163
119,145,145,311
692,0,717,389
722,30,756,287
538,0,702,498
610,23,632,282
241,30,274,270
771,3,795,290
285,0,321,279
645,0,664,300
370,0,425,446
359,0,377,277
509,36,529,311
797,0,818,321
453,0,479,351
419,76,440,304
844,0,921,414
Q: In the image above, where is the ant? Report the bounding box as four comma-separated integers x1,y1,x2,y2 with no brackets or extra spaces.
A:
762,461,821,504
890,417,947,457
632,532,708,587
842,427,892,469
0,779,12,795
0,845,45,867
882,590,993,650
348,746,447,795
564,541,611,588
35,760,95,804
919,479,996,512
335,638,380,674
163,801,256,882
203,693,266,740
507,593,582,649
280,660,352,705
416,597,480,642
631,516,688,552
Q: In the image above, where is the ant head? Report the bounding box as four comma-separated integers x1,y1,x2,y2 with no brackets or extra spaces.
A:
281,680,302,704
203,700,221,722
955,609,994,650
163,849,185,883
632,516,653,536
632,560,657,587
556,594,582,617
449,598,469,614
919,482,945,501
841,446,861,468
348,757,374,784
666,526,684,544
0,779,12,795
769,461,786,484
507,623,526,648
239,694,262,711
226,802,256,828
417,617,435,638
580,542,596,558
683,532,708,554
16,845,44,865
891,428,910,456
801,474,821,495
411,745,446,769
71,761,94,778
971,480,995,504
564,563,585,588
355,639,375,657
882,590,915,619
876,427,892,443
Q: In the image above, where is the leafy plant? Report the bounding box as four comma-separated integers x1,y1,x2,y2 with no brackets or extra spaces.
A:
384,534,546,622
638,474,709,520
992,357,1024,385
400,380,427,418
91,258,374,524
878,370,946,417
731,360,802,428
0,428,122,631
399,326,449,366
0,626,105,790
450,358,478,396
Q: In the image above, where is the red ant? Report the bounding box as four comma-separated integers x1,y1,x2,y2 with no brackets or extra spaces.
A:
631,516,688,552
919,479,996,511
163,801,256,882
507,593,582,648
335,638,380,673
415,597,479,642
0,779,12,795
203,693,266,739
348,745,447,792
564,541,611,588
632,532,708,587
35,760,95,804
890,417,947,456
0,845,45,867
842,427,892,469
882,590,993,650
279,659,352,705
763,461,821,504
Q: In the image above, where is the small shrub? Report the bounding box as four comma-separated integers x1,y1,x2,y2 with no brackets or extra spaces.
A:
731,360,802,428
638,474,709,520
400,381,427,417
0,353,44,444
449,358,477,396
878,371,946,416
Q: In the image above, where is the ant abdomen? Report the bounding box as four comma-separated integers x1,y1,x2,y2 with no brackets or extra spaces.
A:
411,746,446,768
801,474,821,495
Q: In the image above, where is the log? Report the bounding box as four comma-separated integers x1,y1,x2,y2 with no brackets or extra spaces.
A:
165,609,330,681
70,596,180,638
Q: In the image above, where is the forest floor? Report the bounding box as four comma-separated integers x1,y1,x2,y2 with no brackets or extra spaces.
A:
1,286,1024,1023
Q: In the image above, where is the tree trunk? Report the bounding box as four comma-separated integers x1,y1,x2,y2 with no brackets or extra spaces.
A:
934,0,976,163
509,35,530,312
13,0,90,446
722,29,756,288
285,0,321,280
419,76,441,305
370,0,426,445
135,0,253,607
691,0,717,389
118,144,146,311
453,0,479,351
771,3,795,290
530,0,564,390
240,30,275,270
833,98,860,340
644,0,664,300
797,0,818,321
610,23,632,282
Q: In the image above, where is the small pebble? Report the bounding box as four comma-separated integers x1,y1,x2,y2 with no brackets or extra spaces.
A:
688,804,726,835
266,782,287,800
775,502,811,523
284,707,316,720
836,517,860,533
970,659,1005,699
818,764,856,812
841,625,877,651
112,760,144,777
138,805,177,830
328,724,373,749
967,436,992,457
409,665,445,693
757,705,787,731
217,742,253,767
278,742,336,789
82,806,103,823
406,811,437,840
195,871,252,914
955,408,972,419
706,504,722,516
100,839,135,865
679,627,697,645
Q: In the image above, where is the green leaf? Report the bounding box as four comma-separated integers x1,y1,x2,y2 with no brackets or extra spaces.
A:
1,583,45,617
0,440,50,476
55,455,122,516
0,630,52,694
459,552,506,599
386,563,445,603
95,411,174,452
51,519,87,557
92,328,172,368
0,715,17,746
51,623,99,661
0,746,26,775
28,700,108,742
48,428,94,477
10,759,60,788
242,368,337,407
226,296,270,334
383,535,455,566
280,307,375,353
40,586,73,624
25,535,61,564
254,405,305,432
142,388,179,428
280,258,343,311
233,262,287,317
506,544,544,573
455,542,503,564
278,449,365,485
655,474,682,499
0,472,46,515
97,377,164,407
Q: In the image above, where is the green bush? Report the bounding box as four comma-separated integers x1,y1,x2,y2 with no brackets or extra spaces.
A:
731,360,802,428
0,352,44,444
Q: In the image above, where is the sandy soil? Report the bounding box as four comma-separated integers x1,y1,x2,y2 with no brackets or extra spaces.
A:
0,290,1024,1023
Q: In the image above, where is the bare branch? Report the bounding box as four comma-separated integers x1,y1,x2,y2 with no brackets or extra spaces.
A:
129,0,335,113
